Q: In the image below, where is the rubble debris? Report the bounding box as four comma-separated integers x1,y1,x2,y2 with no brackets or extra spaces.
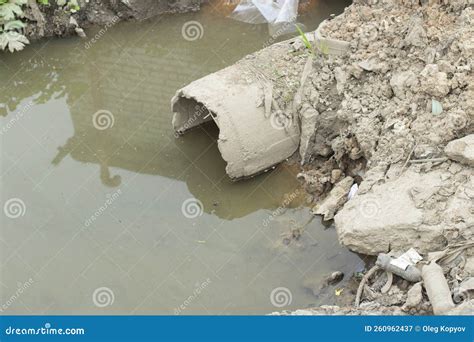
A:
453,277,474,303
445,134,474,167
390,248,423,271
312,176,353,220
376,254,422,283
335,170,449,255
298,0,474,258
403,282,423,310
422,261,455,315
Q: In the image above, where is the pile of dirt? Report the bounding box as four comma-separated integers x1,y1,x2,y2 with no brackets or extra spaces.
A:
296,0,474,315
232,0,473,314
24,0,202,41
296,0,474,254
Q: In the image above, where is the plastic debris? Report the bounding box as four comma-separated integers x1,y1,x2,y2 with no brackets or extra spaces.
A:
390,248,423,271
422,261,455,315
453,277,474,303
431,99,443,115
347,183,358,200
376,253,422,282
229,0,300,35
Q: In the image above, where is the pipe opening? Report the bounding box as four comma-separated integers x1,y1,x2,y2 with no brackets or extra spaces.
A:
172,96,216,135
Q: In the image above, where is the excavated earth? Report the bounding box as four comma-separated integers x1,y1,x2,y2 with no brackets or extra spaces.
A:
230,0,472,258
226,0,473,314
23,0,202,41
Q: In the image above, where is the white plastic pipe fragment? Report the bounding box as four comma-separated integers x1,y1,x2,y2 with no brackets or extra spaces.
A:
422,261,455,315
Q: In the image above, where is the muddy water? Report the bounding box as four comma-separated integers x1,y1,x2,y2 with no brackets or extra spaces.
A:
0,1,361,314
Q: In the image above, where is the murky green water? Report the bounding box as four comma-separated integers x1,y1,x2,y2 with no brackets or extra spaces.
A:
0,1,361,314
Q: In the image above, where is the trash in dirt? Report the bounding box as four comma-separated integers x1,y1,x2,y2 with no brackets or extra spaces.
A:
229,0,301,35
453,277,474,304
325,271,344,286
376,253,422,282
335,288,344,296
390,248,423,271
421,261,455,315
347,183,358,200
431,99,443,115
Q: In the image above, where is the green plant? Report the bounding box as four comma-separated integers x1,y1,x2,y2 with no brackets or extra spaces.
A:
295,24,330,56
57,0,80,13
0,0,82,52
0,0,29,52
295,24,313,52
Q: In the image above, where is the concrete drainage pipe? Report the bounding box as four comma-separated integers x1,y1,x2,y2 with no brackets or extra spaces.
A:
171,64,300,180
171,20,349,180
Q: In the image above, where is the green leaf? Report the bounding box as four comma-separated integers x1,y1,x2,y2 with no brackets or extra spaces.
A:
4,19,25,30
295,24,312,52
0,31,29,52
0,2,24,20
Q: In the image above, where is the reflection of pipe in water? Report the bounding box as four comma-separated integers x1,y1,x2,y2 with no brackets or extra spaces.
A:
52,136,122,188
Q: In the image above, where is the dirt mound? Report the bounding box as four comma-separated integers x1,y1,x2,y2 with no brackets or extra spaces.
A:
283,0,473,255
23,0,202,41
291,0,473,314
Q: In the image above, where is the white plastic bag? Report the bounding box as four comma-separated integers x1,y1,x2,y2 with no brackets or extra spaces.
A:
230,0,300,33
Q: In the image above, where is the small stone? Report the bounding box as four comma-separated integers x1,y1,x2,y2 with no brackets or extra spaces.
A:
331,169,343,184
403,282,423,309
445,134,474,167
390,71,417,98
420,64,450,97
404,17,427,47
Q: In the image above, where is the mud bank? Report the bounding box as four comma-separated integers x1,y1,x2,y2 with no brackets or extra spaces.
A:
23,0,202,41
296,0,473,314
299,0,473,314
172,0,473,314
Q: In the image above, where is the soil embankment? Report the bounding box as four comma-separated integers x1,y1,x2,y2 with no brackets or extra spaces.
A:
173,0,473,314
294,0,473,314
23,0,202,41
